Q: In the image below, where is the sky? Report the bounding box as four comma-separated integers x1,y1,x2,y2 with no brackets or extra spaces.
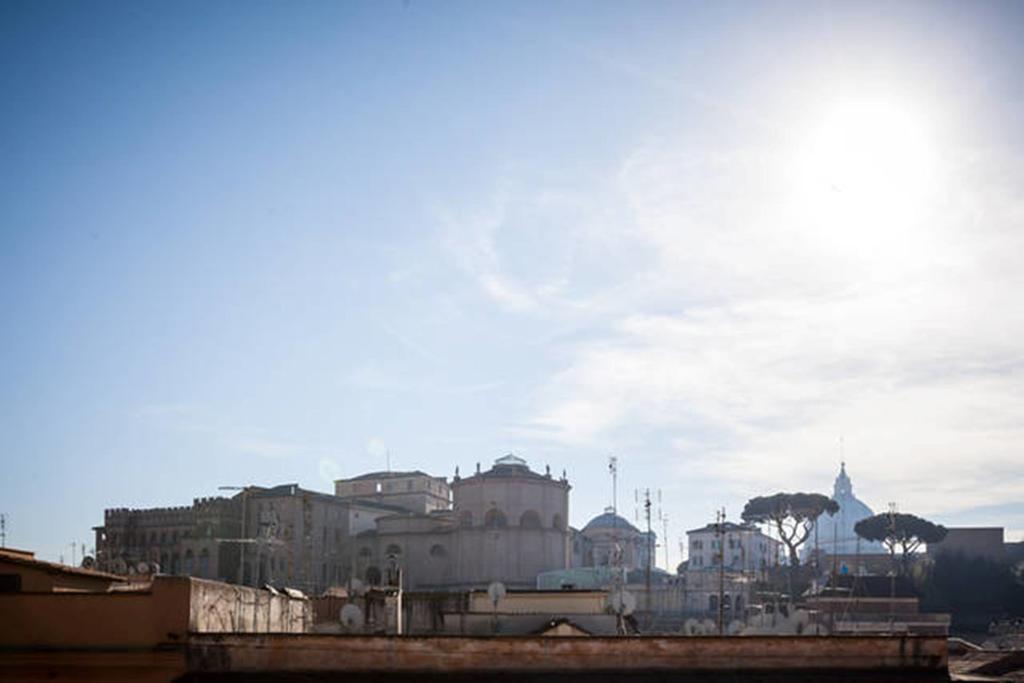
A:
2,0,1023,568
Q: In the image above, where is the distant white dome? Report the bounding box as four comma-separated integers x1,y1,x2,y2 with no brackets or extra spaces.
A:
811,463,886,556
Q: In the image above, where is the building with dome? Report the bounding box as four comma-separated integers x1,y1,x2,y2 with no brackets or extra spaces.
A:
579,507,656,571
810,463,886,558
355,455,572,590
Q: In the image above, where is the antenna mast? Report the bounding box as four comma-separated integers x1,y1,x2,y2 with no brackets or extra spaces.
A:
0,513,5,548
644,488,652,622
608,456,619,550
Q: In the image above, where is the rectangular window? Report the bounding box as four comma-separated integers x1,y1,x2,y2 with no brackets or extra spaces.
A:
0,574,22,593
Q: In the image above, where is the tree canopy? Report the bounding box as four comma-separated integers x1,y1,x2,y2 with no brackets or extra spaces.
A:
741,492,839,567
854,512,947,567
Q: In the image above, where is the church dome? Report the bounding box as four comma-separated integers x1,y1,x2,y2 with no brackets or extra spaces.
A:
583,507,640,534
812,463,886,555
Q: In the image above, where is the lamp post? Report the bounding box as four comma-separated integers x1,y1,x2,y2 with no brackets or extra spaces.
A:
219,486,250,586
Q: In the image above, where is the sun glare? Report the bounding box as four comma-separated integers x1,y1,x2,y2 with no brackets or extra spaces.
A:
792,98,937,265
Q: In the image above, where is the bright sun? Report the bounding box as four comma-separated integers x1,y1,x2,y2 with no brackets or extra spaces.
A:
793,97,937,262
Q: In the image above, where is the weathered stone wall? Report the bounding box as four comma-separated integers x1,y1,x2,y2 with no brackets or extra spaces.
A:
187,577,310,633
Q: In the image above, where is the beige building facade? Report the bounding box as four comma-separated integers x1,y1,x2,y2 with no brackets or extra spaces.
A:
356,455,572,590
334,470,451,514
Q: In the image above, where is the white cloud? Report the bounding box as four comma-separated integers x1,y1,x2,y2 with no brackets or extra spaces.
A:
438,130,1024,523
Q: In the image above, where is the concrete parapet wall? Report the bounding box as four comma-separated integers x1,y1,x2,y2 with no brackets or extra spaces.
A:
0,576,310,649
187,578,309,633
0,578,191,648
186,634,947,675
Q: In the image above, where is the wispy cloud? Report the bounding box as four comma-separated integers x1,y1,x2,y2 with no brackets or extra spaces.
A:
435,131,1024,522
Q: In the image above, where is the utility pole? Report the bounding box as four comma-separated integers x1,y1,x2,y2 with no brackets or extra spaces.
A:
0,513,6,548
609,456,618,551
644,489,652,624
661,512,670,570
716,508,726,636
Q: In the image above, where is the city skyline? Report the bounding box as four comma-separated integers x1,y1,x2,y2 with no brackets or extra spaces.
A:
3,1,1023,566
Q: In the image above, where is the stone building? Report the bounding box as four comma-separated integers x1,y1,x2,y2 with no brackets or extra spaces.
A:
94,483,404,594
685,521,781,573
355,455,572,590
682,519,782,616
96,496,239,581
335,470,450,514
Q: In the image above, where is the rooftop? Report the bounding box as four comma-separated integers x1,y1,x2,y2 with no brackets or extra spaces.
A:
0,547,125,583
583,508,640,534
686,521,761,534
337,470,439,483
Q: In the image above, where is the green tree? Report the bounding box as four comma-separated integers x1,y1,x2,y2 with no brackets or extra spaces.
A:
854,512,946,571
741,493,839,568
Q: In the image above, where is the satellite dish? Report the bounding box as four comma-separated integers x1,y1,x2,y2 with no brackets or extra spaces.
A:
340,604,364,630
136,561,149,575
683,618,702,635
81,556,96,569
150,562,161,574
487,581,506,607
607,589,636,616
349,578,367,597
727,619,745,635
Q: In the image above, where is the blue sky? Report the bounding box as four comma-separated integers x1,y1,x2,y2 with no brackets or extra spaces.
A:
2,0,1023,567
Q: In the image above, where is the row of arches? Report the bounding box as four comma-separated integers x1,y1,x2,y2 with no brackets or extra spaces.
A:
459,509,565,530
158,548,211,578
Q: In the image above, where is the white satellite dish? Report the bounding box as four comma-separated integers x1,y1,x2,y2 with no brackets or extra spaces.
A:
727,619,745,635
349,578,367,597
487,581,506,607
682,618,703,635
606,589,636,616
150,562,161,574
136,561,149,575
340,603,364,630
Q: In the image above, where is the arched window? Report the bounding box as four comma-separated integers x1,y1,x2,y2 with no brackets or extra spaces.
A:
552,514,566,530
385,544,402,557
199,549,210,578
484,508,507,529
429,544,447,559
183,550,194,575
365,566,382,585
519,510,541,529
